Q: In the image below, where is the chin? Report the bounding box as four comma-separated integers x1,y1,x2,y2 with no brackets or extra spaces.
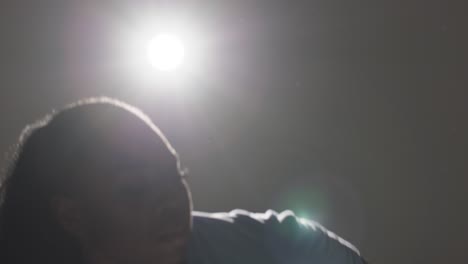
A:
136,252,184,264
163,255,185,264
150,240,188,264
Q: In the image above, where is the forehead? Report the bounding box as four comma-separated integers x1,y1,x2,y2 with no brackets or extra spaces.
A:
71,110,179,188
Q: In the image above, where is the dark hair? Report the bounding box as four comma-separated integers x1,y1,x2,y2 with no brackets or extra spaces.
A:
0,97,184,264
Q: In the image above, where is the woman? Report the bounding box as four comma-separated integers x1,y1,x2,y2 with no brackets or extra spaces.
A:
0,97,367,264
0,97,192,264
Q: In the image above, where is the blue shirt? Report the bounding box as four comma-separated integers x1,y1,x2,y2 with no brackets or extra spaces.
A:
187,209,366,264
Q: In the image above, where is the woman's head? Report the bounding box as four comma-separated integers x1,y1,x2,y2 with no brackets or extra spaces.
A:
0,97,192,264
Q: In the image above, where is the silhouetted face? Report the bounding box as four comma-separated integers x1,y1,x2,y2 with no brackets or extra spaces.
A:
56,109,192,264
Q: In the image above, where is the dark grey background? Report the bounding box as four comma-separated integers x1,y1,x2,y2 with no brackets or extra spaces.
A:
1,1,467,263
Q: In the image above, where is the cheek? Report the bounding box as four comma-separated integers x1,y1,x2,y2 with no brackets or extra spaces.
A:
79,181,192,255
83,200,152,250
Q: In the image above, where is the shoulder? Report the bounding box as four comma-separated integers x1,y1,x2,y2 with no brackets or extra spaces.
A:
190,209,364,263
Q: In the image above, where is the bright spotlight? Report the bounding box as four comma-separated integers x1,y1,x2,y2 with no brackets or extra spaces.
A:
147,34,185,71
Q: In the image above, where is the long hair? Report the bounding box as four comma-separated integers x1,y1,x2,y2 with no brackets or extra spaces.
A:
0,97,184,264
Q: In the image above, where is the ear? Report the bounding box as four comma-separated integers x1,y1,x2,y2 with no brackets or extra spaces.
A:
52,196,85,239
